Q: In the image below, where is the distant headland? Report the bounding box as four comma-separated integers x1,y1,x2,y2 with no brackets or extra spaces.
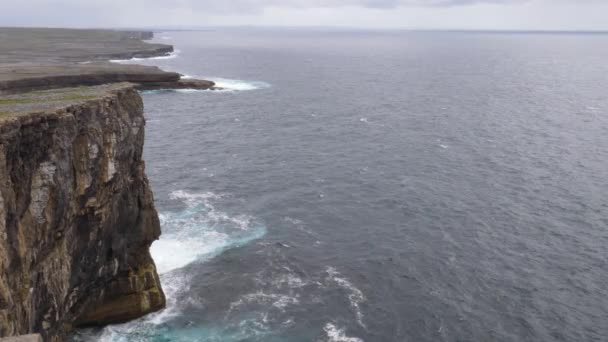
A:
0,27,217,94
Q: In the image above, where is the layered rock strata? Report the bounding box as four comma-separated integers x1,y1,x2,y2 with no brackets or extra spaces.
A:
0,28,218,95
0,63,217,95
0,84,165,341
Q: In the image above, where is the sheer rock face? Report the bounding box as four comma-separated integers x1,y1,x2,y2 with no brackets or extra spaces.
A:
0,85,165,341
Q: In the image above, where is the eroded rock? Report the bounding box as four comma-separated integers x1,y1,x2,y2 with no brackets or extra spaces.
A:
0,84,165,341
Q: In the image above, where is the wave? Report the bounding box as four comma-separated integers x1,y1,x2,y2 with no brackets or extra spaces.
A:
152,190,265,273
208,78,271,91
229,291,300,313
109,50,180,64
108,44,269,93
326,267,366,328
139,78,271,95
271,271,308,289
324,323,364,342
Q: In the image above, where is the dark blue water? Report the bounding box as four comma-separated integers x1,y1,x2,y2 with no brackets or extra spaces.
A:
76,29,608,342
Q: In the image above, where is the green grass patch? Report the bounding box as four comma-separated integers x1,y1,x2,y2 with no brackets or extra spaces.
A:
28,86,90,95
55,94,98,101
0,98,35,105
0,94,98,105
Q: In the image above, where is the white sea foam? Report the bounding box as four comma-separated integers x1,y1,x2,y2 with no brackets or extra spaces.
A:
324,323,364,342
272,270,307,289
140,78,270,94
108,41,270,93
283,216,304,225
229,291,300,312
151,190,263,273
109,50,180,64
147,272,192,324
151,229,230,274
209,77,271,91
150,190,265,327
326,267,366,328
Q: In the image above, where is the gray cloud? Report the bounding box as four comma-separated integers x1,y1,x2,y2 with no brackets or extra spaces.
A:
123,0,532,13
2,0,532,16
0,0,606,30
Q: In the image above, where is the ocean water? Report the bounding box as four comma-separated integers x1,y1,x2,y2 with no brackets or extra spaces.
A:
73,29,608,342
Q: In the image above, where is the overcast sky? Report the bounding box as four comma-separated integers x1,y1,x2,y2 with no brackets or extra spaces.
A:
1,0,607,31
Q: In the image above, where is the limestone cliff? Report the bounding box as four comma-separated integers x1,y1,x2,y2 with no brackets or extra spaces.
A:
0,28,217,95
0,84,165,341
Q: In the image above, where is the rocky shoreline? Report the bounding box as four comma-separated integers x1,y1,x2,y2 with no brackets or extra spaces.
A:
0,28,199,341
0,28,218,94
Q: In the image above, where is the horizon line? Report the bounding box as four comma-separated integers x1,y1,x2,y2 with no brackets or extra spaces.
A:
3,25,608,34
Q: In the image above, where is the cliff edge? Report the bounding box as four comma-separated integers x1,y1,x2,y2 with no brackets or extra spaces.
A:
0,84,165,341
0,28,217,94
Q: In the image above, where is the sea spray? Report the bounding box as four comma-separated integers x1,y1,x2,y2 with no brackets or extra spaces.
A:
207,78,271,91
138,78,271,94
109,50,180,64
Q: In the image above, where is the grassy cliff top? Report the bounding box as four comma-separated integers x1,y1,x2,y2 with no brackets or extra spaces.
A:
0,27,186,94
0,62,176,82
0,28,213,96
0,27,171,64
0,83,132,119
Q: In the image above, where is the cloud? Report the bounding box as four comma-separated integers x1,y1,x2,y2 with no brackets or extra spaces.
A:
127,0,532,13
0,0,606,30
2,0,533,16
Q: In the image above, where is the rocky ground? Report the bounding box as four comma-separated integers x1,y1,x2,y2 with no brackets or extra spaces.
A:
0,27,216,95
0,28,168,64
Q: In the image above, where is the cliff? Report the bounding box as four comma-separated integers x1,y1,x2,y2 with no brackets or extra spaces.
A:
0,28,217,94
0,84,165,341
0,63,216,95
0,28,173,64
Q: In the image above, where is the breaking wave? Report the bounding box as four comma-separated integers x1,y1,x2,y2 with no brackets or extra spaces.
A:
324,323,364,342
109,50,180,64
326,267,367,328
138,78,271,95
208,78,271,91
152,190,266,273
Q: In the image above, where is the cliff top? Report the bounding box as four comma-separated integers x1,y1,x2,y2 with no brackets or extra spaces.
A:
0,62,175,83
0,28,215,94
0,27,170,64
0,83,132,120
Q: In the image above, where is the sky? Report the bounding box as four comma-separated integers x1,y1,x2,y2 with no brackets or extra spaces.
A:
1,0,607,31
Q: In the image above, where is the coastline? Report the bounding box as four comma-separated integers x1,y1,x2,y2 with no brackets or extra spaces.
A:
0,28,218,95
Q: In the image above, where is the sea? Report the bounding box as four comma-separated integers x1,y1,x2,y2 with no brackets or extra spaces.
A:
72,29,608,342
